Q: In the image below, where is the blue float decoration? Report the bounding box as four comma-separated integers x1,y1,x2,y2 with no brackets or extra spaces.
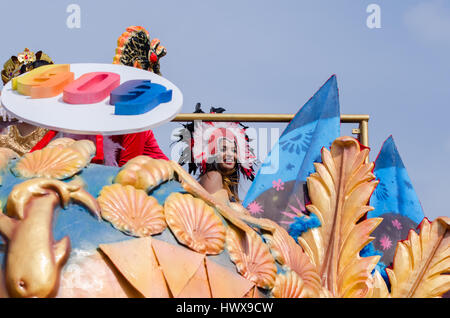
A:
110,79,172,115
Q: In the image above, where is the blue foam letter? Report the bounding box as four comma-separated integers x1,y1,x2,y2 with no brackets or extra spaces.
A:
110,79,172,115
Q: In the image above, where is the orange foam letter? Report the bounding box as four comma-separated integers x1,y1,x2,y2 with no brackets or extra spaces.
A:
13,64,74,99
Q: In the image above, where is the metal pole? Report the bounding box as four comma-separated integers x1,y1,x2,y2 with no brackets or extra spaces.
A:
172,113,369,123
359,119,369,148
172,113,370,149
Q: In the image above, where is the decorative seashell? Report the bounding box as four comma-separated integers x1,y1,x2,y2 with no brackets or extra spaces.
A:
262,223,322,296
271,271,306,298
13,146,86,179
164,192,226,255
115,156,174,191
47,139,96,166
226,227,277,289
68,140,96,164
46,138,76,148
98,184,166,237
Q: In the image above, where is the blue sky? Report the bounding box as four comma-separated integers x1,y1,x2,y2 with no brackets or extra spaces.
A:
0,0,449,220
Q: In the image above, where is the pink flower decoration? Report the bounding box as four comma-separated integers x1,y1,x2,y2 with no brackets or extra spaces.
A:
379,235,392,250
280,194,307,225
392,219,402,230
247,201,264,216
272,179,285,191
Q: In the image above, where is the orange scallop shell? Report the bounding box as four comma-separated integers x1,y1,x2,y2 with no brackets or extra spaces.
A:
46,138,76,148
13,146,86,179
98,184,166,237
67,140,96,165
164,192,226,255
47,139,96,166
271,271,306,298
114,156,174,191
225,227,277,289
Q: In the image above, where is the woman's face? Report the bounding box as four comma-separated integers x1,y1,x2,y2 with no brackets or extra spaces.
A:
217,138,237,171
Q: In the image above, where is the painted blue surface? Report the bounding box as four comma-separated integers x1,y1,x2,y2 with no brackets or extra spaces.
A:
0,161,187,265
0,157,245,276
110,80,173,115
368,136,425,225
360,242,389,287
243,75,341,207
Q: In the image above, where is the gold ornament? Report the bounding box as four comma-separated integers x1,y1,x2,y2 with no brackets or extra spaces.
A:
0,126,49,157
16,48,36,65
0,178,100,297
386,217,450,298
296,136,382,297
2,48,53,85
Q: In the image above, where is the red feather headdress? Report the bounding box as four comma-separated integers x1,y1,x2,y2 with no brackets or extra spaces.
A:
174,103,257,181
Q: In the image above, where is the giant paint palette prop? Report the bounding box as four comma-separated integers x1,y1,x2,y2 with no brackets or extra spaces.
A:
0,63,183,135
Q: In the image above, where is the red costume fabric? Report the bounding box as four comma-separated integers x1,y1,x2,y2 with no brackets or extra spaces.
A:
32,130,168,166
112,130,168,166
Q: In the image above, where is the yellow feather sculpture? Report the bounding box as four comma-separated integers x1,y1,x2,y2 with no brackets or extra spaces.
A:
296,136,382,297
386,216,450,298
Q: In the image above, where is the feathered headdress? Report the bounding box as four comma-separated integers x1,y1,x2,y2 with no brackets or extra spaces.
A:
1,48,53,85
175,103,258,181
113,26,166,75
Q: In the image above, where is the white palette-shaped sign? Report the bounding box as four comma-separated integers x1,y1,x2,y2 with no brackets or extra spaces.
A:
0,63,183,135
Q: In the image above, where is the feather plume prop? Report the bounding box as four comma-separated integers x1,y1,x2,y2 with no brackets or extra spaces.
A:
386,217,450,298
297,136,382,297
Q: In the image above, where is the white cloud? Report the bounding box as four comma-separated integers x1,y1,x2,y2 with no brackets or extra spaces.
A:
404,0,450,46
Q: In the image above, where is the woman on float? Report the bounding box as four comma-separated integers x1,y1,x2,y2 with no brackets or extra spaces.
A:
175,103,257,203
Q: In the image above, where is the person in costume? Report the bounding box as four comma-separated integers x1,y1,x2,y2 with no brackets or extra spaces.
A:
0,48,53,156
175,103,257,203
111,25,169,165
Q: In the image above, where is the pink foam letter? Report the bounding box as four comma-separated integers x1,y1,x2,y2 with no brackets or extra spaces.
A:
63,72,120,104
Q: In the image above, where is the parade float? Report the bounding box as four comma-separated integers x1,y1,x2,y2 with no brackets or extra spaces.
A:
0,26,447,298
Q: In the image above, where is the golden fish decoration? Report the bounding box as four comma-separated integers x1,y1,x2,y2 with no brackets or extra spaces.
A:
0,178,100,297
